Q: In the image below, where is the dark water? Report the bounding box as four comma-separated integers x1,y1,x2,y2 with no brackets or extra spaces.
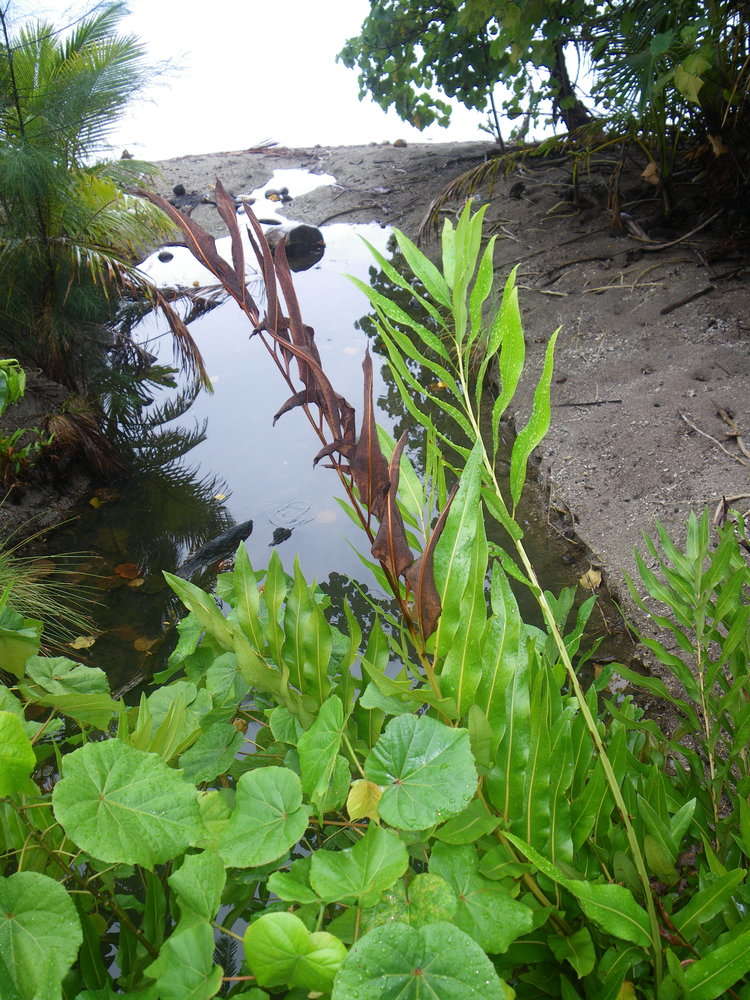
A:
48,198,625,690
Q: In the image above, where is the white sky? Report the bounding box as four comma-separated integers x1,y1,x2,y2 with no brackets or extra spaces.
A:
18,0,492,160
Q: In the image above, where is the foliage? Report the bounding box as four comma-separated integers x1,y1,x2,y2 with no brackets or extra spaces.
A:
338,0,593,138
342,1,750,192
0,359,24,417
0,2,208,391
2,198,750,1000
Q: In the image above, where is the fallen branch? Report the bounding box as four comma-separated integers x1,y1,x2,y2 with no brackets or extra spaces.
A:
717,407,750,461
660,285,715,315
679,412,749,466
556,398,623,407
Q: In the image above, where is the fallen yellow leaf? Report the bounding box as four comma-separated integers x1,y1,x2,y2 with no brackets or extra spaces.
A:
579,566,602,590
127,577,145,588
69,635,96,650
641,160,660,185
133,637,158,652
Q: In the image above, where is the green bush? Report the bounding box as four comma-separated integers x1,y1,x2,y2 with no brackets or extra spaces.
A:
1,204,749,999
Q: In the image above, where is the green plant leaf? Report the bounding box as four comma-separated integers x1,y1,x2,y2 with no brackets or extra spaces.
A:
475,562,522,741
310,822,409,906
332,921,512,999
24,656,110,695
52,739,202,867
439,506,489,714
164,572,234,648
178,722,244,784
363,874,458,932
364,715,477,829
489,268,525,446
429,842,534,953
505,832,651,947
217,766,309,868
548,926,596,978
393,229,452,309
434,798,499,844
0,711,36,796
269,705,304,745
509,329,558,510
0,871,83,1000
433,440,484,663
672,870,746,942
298,695,345,809
244,912,346,993
145,922,222,1000
168,851,226,926
283,558,332,705
268,856,320,904
682,927,750,998
0,606,42,679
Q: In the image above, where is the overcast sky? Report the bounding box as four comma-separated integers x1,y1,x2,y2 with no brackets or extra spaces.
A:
18,0,491,160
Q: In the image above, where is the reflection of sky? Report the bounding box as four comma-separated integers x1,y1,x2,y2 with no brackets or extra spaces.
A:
138,171,394,587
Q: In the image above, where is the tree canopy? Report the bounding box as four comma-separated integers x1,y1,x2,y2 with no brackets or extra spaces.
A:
340,0,750,152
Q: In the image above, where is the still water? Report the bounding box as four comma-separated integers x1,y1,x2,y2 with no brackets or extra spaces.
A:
49,170,603,689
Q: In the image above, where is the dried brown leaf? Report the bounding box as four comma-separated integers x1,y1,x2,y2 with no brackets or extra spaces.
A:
138,188,246,307
350,350,390,520
273,389,318,425
114,562,140,579
404,485,457,639
641,161,660,185
371,433,414,579
214,180,251,313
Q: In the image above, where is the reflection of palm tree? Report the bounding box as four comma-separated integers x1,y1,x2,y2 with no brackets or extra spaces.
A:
354,251,465,475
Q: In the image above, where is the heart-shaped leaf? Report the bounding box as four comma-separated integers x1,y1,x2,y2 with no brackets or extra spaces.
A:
217,766,308,868
364,715,477,829
52,739,202,867
0,871,82,1000
332,921,512,999
244,912,346,992
310,823,408,906
429,842,534,953
145,922,222,1000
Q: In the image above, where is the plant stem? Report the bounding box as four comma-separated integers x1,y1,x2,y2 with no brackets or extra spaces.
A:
342,731,365,777
213,922,244,942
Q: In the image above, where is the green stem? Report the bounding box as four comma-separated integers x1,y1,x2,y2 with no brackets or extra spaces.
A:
342,732,365,777
213,922,244,942
12,802,160,960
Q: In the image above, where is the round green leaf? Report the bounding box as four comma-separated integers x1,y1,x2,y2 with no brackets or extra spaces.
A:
0,711,36,796
244,912,346,992
0,871,82,1000
310,823,409,906
363,874,457,933
364,715,477,829
52,739,202,867
217,766,309,869
332,921,511,999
